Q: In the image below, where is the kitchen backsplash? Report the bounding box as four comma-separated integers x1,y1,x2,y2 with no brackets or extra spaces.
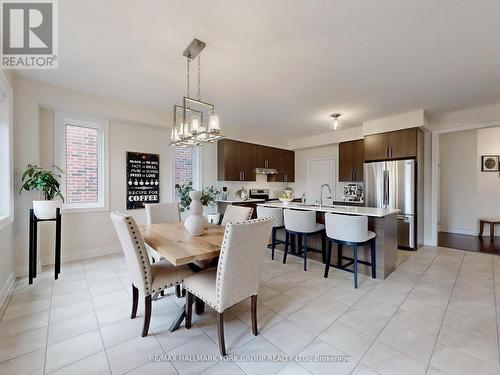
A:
215,175,289,200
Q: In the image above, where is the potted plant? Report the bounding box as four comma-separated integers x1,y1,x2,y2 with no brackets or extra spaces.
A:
175,183,221,227
20,164,65,219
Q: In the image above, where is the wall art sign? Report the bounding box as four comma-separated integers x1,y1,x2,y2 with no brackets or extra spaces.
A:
481,155,499,172
126,152,160,209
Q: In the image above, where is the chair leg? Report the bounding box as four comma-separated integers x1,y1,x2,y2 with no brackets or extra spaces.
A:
370,238,376,279
175,284,186,298
324,240,332,278
185,291,193,329
271,227,276,260
216,312,227,356
131,284,139,319
479,221,484,237
303,235,308,271
195,298,205,315
251,295,258,336
337,243,343,267
283,231,290,264
142,295,152,337
353,244,359,289
491,223,495,242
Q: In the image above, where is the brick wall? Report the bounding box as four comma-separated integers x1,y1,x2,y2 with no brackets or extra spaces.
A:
65,125,99,203
175,146,193,187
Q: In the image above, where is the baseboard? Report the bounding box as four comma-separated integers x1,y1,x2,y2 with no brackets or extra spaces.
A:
41,245,122,265
439,227,477,236
0,271,15,312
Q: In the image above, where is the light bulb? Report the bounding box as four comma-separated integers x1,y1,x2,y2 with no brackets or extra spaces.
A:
191,116,200,134
333,118,339,130
209,110,220,133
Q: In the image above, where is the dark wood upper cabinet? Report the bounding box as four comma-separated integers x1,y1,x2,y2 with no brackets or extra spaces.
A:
218,139,294,182
364,128,419,161
217,139,255,181
388,128,417,159
339,139,364,182
364,133,389,162
352,139,365,181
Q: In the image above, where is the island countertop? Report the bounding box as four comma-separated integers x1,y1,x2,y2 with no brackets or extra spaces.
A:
257,201,399,218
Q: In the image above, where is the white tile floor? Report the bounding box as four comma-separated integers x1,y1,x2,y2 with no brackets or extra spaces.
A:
1,246,500,375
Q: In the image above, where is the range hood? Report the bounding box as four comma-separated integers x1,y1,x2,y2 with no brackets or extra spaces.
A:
255,167,278,175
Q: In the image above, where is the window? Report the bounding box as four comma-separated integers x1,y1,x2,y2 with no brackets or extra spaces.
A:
54,113,109,212
173,146,201,201
0,72,13,229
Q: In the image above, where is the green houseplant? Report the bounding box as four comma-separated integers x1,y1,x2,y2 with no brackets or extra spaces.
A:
175,183,220,212
20,164,65,219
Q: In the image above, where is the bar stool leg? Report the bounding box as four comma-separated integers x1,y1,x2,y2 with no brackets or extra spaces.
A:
324,239,332,278
283,231,290,264
490,223,495,242
29,210,34,285
337,243,343,267
303,235,308,271
353,244,358,289
271,227,276,260
370,238,376,279
321,231,326,264
479,220,484,237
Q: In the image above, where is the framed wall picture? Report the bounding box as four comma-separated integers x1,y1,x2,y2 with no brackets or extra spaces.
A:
481,155,500,172
126,152,160,209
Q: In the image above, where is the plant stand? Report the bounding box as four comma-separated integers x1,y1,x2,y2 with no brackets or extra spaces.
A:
29,208,62,284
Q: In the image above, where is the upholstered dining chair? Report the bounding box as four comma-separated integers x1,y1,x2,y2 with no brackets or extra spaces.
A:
144,203,181,262
220,205,253,227
110,211,193,337
183,217,274,356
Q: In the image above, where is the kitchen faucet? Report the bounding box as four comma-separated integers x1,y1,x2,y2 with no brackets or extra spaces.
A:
319,184,332,209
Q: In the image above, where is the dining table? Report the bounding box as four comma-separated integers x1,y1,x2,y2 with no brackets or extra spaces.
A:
140,221,225,332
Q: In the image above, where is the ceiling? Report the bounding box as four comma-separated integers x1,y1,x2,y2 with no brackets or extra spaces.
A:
17,0,500,138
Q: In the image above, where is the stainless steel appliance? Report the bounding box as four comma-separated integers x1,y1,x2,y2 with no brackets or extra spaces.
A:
364,159,416,249
249,189,270,201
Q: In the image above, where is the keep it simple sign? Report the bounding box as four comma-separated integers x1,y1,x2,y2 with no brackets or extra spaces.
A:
1,0,58,69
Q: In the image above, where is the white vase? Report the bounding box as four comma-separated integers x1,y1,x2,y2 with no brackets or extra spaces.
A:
184,191,207,236
33,200,62,220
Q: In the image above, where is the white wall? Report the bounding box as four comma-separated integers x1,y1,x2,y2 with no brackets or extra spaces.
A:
439,130,478,234
0,70,15,307
439,126,500,235
38,108,174,263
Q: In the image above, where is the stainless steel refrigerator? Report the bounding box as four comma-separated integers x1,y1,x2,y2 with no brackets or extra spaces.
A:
364,159,416,249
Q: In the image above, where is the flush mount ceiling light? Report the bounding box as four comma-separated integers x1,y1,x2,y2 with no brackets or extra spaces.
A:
330,113,342,130
170,39,223,147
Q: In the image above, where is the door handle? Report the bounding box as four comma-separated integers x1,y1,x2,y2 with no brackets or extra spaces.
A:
383,170,389,206
389,147,392,158
284,174,287,182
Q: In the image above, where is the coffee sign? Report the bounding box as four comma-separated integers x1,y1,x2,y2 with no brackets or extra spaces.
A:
126,152,160,209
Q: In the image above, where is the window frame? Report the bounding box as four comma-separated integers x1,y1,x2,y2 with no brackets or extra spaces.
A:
54,112,109,213
0,71,13,230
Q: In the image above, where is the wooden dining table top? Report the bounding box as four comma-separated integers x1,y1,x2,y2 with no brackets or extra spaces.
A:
139,222,225,266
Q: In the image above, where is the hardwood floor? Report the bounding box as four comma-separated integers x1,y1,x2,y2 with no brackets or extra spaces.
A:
438,231,500,254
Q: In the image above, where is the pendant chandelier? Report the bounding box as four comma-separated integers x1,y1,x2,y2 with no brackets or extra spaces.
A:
170,39,223,147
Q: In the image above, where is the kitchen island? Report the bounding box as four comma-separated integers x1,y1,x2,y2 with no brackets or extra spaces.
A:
258,202,399,280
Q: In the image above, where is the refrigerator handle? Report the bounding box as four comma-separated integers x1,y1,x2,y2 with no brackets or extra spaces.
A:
383,170,389,207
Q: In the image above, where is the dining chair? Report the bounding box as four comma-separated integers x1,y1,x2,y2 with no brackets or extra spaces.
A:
323,213,376,288
183,217,274,356
144,202,183,297
256,206,285,260
282,209,326,271
221,205,253,226
110,211,193,337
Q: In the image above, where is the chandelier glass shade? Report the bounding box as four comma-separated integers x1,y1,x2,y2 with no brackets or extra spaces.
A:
170,39,223,147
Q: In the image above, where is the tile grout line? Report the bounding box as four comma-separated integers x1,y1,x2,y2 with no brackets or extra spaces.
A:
350,250,440,374
491,256,500,369
422,251,466,374
81,258,114,375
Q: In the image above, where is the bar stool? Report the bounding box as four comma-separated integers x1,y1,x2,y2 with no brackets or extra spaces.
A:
282,209,326,271
256,206,285,260
323,213,376,289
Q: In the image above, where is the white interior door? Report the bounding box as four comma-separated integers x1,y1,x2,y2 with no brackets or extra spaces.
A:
307,158,335,205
